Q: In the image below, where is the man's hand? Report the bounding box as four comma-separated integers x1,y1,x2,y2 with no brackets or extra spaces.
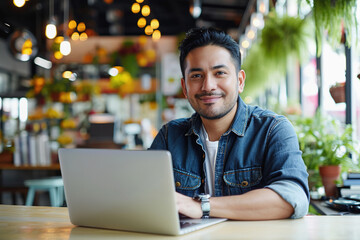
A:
175,188,295,220
175,192,203,219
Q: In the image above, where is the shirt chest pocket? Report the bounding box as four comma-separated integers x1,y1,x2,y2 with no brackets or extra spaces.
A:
223,167,262,195
173,169,201,196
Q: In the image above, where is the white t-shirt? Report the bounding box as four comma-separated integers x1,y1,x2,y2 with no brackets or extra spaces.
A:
200,125,219,196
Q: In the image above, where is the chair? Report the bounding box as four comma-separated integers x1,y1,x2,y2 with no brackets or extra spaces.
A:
24,177,64,207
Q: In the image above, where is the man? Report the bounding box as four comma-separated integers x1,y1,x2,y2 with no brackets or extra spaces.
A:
149,27,309,220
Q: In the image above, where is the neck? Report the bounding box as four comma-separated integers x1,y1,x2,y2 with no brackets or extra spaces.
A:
201,102,237,141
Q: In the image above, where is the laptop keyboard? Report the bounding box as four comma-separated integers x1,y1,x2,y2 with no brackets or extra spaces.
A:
180,220,200,228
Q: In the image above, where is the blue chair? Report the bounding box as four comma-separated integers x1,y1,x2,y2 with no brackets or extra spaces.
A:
24,177,64,207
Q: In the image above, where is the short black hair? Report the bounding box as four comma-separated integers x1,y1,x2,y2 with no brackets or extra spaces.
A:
178,27,241,78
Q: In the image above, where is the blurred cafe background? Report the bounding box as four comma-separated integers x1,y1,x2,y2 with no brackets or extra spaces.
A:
0,0,360,207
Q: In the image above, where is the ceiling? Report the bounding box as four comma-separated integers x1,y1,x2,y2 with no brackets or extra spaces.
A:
0,0,255,59
0,0,252,37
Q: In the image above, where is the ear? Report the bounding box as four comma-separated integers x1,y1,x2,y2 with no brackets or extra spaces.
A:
238,70,246,94
181,78,188,98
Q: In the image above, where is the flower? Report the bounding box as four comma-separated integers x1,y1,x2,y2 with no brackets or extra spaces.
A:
57,133,73,146
60,118,77,129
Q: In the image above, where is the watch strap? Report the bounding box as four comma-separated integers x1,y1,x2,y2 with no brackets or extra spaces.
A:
194,194,210,218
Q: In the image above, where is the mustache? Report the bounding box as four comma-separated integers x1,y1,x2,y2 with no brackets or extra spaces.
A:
195,92,225,98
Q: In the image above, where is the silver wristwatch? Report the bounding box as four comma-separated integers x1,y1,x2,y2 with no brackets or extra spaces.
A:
194,194,211,218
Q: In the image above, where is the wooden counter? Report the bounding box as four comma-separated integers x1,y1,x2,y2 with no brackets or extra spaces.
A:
1,204,360,239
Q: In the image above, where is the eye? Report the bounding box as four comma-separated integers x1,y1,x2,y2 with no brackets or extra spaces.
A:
190,73,202,79
215,71,226,76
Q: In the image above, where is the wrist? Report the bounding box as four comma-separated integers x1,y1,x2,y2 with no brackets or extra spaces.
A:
194,193,211,218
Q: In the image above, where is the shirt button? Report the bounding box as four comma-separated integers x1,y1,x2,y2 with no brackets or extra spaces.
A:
175,181,181,187
201,179,205,184
241,181,248,187
202,153,205,159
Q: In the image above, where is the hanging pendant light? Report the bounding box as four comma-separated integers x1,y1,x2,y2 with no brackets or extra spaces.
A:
60,0,71,56
45,0,57,39
190,0,202,18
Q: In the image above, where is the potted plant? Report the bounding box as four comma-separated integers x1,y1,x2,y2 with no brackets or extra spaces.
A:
329,82,345,103
242,13,311,97
292,111,359,197
306,0,358,56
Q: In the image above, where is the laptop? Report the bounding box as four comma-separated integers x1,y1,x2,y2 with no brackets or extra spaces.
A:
58,148,226,236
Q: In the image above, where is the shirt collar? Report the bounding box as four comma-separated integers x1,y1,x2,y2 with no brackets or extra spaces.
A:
186,97,248,137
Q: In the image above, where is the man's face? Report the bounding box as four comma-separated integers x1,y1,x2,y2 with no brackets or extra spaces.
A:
181,45,245,120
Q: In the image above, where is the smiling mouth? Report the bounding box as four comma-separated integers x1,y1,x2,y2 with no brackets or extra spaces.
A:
196,93,224,104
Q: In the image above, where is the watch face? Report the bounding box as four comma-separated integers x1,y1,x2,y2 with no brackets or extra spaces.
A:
202,202,211,212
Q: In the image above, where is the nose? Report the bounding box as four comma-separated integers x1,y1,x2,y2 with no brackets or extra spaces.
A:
201,74,216,92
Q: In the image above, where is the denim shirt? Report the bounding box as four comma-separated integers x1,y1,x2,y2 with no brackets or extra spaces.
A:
149,97,310,219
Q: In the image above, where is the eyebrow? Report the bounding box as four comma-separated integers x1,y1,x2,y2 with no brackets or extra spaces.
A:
188,64,229,73
212,64,228,70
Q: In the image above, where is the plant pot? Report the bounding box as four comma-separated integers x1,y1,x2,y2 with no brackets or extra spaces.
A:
329,83,345,103
319,165,341,197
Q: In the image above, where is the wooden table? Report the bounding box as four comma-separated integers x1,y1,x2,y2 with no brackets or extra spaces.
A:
1,205,360,240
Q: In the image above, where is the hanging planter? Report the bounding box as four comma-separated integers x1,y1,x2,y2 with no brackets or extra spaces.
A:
329,82,345,103
306,0,358,56
242,13,311,97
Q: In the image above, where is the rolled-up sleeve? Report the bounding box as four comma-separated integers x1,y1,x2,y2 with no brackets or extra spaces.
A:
263,117,310,219
267,180,309,219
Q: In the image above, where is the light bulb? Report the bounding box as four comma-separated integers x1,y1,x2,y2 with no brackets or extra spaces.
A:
79,32,88,41
137,17,146,28
71,32,79,41
241,39,250,49
68,20,77,29
60,39,71,56
145,25,153,35
152,30,161,41
150,19,159,29
77,22,86,32
62,71,73,79
45,23,57,39
141,5,150,17
108,67,119,77
13,0,25,8
131,3,140,14
189,0,202,18
54,51,63,59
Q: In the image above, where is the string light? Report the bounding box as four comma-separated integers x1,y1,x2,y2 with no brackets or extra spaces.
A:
144,25,153,35
245,26,257,40
137,17,146,28
241,39,250,49
131,1,161,40
68,20,77,29
150,19,159,29
152,30,161,41
22,39,33,56
141,5,150,17
77,22,86,32
71,32,79,41
131,3,141,13
54,51,63,59
55,36,64,43
79,32,88,41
